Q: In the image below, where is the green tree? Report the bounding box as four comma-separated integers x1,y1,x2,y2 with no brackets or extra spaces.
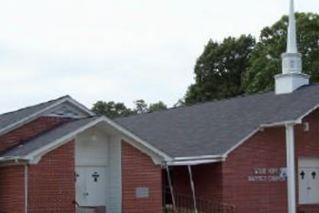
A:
244,13,319,93
133,99,148,114
92,101,134,118
148,101,167,113
184,35,256,104
92,99,169,118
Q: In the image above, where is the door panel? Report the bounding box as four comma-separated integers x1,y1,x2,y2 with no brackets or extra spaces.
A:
76,167,88,206
86,167,107,206
299,167,319,204
308,168,319,204
76,167,107,207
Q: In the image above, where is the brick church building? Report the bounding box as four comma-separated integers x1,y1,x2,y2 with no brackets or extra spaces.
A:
0,1,318,213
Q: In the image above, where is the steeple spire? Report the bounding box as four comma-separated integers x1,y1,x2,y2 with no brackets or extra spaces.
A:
281,0,301,74
287,0,298,53
274,0,309,94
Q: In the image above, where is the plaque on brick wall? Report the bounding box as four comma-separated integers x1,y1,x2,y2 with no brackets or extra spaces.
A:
135,187,149,198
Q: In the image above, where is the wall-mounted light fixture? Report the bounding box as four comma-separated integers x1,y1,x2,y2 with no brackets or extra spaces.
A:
91,129,97,141
303,122,310,132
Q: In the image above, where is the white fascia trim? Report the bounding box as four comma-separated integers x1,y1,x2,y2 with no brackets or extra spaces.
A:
101,116,172,161
296,104,319,123
120,137,164,165
0,96,94,136
260,104,319,129
0,156,29,162
166,159,222,166
222,128,261,158
222,120,303,158
0,157,29,168
173,155,224,161
260,120,301,128
162,155,225,167
24,116,171,163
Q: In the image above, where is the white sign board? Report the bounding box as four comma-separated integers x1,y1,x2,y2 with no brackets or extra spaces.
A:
248,167,287,182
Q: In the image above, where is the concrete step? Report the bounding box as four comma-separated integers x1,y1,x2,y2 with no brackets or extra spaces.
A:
76,206,106,213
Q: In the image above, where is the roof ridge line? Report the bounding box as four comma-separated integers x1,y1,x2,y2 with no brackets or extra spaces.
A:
116,90,274,120
117,83,319,121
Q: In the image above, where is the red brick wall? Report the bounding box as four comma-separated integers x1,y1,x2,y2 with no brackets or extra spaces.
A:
28,141,75,213
0,165,25,213
295,110,319,213
192,163,223,202
222,110,319,213
122,142,163,213
0,116,68,153
222,127,287,213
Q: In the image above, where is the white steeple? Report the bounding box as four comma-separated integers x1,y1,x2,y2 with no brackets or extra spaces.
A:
287,0,298,53
275,0,309,95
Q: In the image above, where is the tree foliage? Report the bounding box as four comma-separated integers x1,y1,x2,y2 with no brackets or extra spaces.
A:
92,100,168,118
92,101,134,119
134,99,148,114
184,13,319,104
184,35,256,104
93,13,319,115
244,13,319,93
149,101,167,113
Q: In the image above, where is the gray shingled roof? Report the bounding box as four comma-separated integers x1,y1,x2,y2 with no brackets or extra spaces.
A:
2,84,319,160
0,96,69,135
115,84,319,158
1,117,99,158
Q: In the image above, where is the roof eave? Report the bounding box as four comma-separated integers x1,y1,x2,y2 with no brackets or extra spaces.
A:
0,156,30,164
166,157,225,166
163,155,225,166
260,119,302,128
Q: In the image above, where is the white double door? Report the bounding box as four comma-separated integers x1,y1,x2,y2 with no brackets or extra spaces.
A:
76,166,108,207
299,167,319,204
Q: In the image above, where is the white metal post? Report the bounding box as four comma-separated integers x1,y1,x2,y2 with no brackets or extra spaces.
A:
286,124,296,213
166,165,177,212
24,164,28,213
188,165,198,213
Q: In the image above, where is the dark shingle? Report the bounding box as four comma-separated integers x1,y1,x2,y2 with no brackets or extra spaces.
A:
115,84,319,158
0,96,70,134
2,117,99,157
2,85,319,160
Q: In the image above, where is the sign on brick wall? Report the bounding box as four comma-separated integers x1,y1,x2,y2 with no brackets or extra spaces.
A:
248,168,287,182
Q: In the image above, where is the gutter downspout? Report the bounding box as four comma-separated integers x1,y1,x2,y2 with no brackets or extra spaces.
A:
24,164,29,213
188,165,198,213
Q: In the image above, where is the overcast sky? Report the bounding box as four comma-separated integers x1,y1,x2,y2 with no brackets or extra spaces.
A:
0,0,318,113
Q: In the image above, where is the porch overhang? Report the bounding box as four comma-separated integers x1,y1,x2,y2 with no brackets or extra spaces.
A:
165,155,225,166
0,156,29,167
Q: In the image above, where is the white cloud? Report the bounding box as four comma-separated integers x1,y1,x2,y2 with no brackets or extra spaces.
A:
0,0,318,113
